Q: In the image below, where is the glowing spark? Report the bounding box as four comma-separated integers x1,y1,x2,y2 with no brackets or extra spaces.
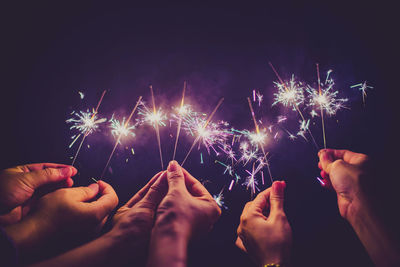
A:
67,90,107,166
317,177,325,186
101,96,142,178
213,189,227,209
351,81,373,105
110,115,136,142
181,98,225,166
78,91,85,99
272,74,305,110
307,64,348,148
269,62,318,149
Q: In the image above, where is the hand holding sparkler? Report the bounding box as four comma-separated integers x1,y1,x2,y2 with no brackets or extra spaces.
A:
4,181,118,263
148,161,221,267
0,163,77,223
29,172,168,267
236,181,292,267
318,149,400,266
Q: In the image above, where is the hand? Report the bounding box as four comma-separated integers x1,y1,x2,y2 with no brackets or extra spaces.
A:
154,161,221,238
318,149,369,219
0,163,77,224
147,161,221,267
236,181,292,266
111,171,168,257
4,181,118,262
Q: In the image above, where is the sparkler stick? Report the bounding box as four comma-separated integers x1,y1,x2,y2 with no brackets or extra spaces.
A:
247,97,273,184
316,63,327,149
181,98,224,166
150,85,164,170
71,90,106,166
100,96,142,178
269,62,319,149
172,81,186,160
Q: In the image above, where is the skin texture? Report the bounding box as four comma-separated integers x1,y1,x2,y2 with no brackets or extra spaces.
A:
31,171,170,267
236,181,292,266
147,161,221,267
5,180,118,264
318,148,400,266
0,163,77,225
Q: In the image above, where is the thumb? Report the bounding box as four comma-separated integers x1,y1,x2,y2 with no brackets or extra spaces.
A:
21,166,77,189
319,150,335,174
270,181,285,215
139,171,168,210
68,183,100,202
166,161,186,192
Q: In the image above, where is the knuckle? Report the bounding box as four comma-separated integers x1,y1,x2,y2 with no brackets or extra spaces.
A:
168,172,183,181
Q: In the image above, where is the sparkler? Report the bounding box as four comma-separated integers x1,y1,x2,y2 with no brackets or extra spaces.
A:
100,96,142,178
67,90,107,166
243,163,259,198
247,97,273,184
181,98,224,166
269,62,318,149
172,81,187,160
351,81,373,106
307,64,348,148
150,85,164,170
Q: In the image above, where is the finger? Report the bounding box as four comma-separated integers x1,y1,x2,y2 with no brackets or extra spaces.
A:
251,187,271,213
332,149,364,163
21,163,73,172
181,167,211,197
318,149,335,174
86,181,119,219
270,181,286,216
125,171,164,208
166,161,186,192
69,183,100,201
19,166,78,190
235,236,247,252
318,162,322,170
137,172,168,210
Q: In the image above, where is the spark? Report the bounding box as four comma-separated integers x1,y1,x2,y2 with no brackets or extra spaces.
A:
181,98,225,166
307,64,348,148
351,81,373,106
272,74,305,110
213,189,227,209
78,91,85,99
101,96,142,178
316,177,325,186
243,163,259,197
67,90,107,166
269,62,318,149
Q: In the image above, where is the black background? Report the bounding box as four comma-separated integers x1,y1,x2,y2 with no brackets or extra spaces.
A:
1,1,399,266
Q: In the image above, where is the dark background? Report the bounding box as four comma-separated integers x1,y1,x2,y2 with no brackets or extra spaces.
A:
1,1,399,266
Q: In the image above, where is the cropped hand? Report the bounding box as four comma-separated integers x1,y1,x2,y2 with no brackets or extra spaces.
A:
4,181,118,262
318,149,369,219
154,161,221,238
0,163,77,225
236,181,292,266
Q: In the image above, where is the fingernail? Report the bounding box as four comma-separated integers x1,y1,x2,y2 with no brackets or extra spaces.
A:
272,181,284,196
60,167,72,177
168,161,179,172
88,183,99,192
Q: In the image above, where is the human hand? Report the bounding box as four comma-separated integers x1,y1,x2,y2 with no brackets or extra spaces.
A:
4,180,118,262
318,149,370,219
111,171,168,253
154,161,221,239
0,163,77,224
236,181,292,266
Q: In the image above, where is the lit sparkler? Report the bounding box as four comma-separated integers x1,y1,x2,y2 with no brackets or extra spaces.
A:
306,64,348,148
100,96,142,178
181,98,224,166
269,62,318,149
67,90,107,166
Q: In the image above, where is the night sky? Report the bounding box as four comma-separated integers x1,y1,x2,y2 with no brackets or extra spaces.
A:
2,2,399,267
